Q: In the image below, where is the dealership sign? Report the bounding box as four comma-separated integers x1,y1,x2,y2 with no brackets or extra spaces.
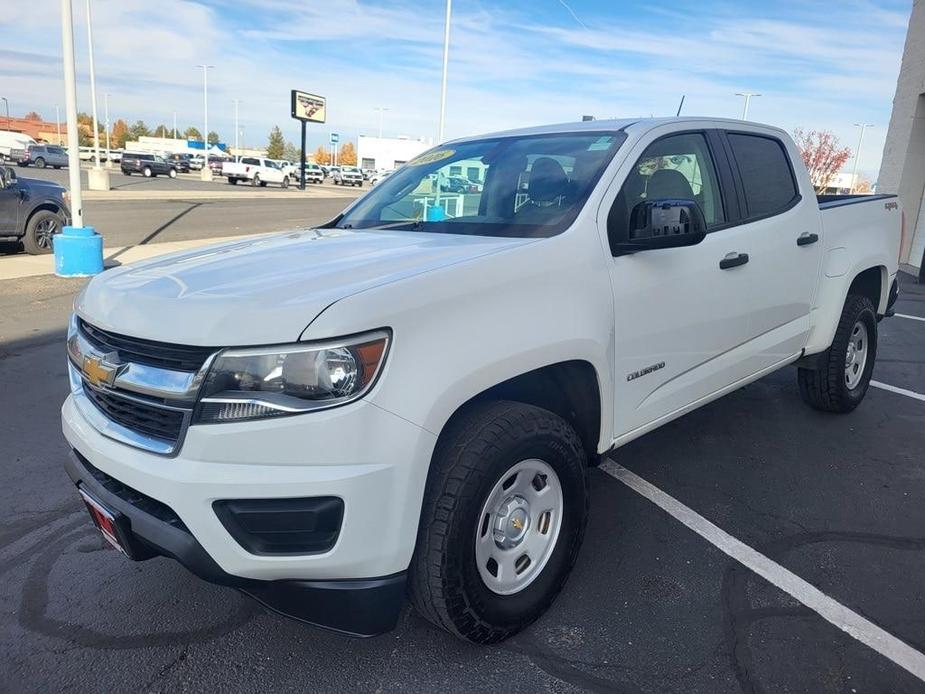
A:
290,90,326,123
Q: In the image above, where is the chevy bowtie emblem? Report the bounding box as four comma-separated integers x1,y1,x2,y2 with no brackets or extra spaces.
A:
511,517,524,531
81,353,121,388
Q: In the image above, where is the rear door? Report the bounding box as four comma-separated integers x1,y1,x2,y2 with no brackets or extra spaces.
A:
602,127,763,438
721,130,823,366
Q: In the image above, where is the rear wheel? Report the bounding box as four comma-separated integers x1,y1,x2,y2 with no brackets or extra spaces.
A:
252,174,260,187
798,294,878,413
142,167,152,178
281,176,289,189
23,210,62,255
410,400,589,644
227,177,237,185
35,157,46,169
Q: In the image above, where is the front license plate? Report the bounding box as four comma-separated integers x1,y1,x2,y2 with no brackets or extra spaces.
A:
79,489,127,555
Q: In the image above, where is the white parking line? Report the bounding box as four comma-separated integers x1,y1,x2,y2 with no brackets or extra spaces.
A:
871,381,925,403
896,313,925,323
599,459,925,683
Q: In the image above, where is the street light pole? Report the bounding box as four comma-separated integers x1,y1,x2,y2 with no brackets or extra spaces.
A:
196,64,214,180
103,93,111,167
233,99,240,151
851,123,874,193
1,98,9,132
173,111,177,139
60,0,84,227
438,0,451,143
55,105,61,144
735,92,761,120
374,106,390,139
85,0,101,169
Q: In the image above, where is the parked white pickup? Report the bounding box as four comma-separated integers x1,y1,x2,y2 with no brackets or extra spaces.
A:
223,156,290,187
63,117,902,645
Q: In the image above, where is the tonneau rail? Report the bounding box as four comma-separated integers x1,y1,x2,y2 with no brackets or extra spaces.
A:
817,193,897,209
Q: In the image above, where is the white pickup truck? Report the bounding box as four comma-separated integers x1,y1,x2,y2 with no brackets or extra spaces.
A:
62,118,901,643
223,156,291,188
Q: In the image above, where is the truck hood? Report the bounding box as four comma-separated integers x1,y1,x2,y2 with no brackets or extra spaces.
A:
76,228,534,345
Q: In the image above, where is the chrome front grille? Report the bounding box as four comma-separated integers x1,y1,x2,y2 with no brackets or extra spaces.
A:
68,318,219,456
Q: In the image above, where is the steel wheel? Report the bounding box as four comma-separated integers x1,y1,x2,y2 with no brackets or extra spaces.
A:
475,458,564,596
845,320,869,390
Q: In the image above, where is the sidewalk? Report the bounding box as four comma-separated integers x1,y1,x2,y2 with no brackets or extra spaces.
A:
0,233,269,281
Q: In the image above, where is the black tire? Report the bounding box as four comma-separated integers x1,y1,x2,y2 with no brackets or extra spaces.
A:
35,157,46,169
22,210,62,255
251,174,260,187
798,294,877,413
123,170,131,176
143,167,152,178
410,400,589,644
281,176,289,189
168,167,177,179
53,165,61,169
228,177,237,185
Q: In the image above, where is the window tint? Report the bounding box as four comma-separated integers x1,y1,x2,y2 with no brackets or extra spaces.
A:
242,157,259,165
610,132,724,244
727,133,797,218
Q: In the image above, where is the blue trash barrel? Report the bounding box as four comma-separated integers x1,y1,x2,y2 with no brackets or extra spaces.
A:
54,226,104,277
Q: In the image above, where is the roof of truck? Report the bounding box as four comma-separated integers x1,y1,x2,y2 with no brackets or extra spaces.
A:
445,117,785,144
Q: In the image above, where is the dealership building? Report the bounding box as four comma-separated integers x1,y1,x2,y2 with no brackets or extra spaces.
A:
879,0,925,278
357,135,431,171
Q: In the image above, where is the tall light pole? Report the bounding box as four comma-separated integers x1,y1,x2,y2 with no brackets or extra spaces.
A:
374,106,390,139
1,97,9,132
851,123,874,193
55,105,61,144
85,0,101,169
173,111,177,139
197,64,214,180
60,0,84,227
438,0,451,143
233,99,241,151
735,92,760,120
103,93,111,167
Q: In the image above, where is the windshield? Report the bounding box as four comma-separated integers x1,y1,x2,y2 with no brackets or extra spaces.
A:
335,131,625,238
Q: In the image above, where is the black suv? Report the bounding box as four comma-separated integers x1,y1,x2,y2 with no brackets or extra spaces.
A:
121,153,177,178
0,166,70,254
166,153,192,173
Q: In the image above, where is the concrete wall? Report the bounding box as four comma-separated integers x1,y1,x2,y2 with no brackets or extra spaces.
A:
357,135,431,171
879,0,925,270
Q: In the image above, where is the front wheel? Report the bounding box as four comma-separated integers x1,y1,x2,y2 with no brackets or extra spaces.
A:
23,210,62,255
410,401,589,644
168,168,177,178
798,294,878,413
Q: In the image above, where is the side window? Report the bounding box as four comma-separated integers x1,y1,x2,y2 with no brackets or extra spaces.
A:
242,157,258,166
726,133,798,218
609,132,725,246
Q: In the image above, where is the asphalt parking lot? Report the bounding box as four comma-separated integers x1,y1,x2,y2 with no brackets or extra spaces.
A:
1,273,924,693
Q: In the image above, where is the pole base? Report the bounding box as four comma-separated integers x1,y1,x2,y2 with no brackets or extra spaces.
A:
54,226,104,277
87,167,111,191
200,168,214,182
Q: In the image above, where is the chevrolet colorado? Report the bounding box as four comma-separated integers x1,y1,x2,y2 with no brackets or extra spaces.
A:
62,118,902,643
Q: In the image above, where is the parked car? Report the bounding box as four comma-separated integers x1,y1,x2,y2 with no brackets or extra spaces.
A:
0,166,70,254
61,117,901,644
167,153,192,173
108,149,123,163
16,144,68,169
320,165,330,178
362,168,375,180
273,160,297,178
121,152,177,178
370,169,393,186
188,155,204,171
223,156,290,187
331,165,363,186
0,131,34,163
299,163,324,184
208,157,228,174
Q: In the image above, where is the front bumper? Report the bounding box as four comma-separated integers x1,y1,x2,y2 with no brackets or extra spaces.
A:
61,393,438,636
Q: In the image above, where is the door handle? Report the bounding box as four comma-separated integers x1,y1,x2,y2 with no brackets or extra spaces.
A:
719,252,749,270
797,232,819,246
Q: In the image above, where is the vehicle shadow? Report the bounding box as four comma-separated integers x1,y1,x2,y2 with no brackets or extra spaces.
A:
104,202,206,266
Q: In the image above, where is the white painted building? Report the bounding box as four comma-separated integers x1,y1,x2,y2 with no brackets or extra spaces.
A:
357,135,431,171
879,0,925,276
123,136,230,158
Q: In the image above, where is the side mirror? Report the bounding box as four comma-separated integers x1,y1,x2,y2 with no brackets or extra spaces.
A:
613,199,707,254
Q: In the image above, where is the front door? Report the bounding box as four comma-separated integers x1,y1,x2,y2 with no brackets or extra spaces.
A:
0,174,20,235
602,129,761,439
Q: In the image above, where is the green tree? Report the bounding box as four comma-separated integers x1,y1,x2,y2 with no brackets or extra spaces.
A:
152,124,172,138
129,120,150,140
183,126,202,141
283,141,300,162
208,130,220,145
266,126,285,159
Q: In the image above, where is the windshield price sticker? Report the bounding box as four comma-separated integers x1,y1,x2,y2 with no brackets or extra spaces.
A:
408,149,456,166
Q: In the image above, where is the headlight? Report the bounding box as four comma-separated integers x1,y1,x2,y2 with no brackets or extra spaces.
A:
194,330,390,423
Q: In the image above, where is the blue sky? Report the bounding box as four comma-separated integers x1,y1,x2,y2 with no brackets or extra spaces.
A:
0,0,912,179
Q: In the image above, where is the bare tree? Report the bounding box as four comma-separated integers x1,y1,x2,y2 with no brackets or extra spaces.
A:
792,129,851,193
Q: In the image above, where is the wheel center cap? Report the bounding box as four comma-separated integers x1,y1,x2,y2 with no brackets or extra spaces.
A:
494,496,530,548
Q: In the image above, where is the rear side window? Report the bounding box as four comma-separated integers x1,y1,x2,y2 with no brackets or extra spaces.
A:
727,133,798,218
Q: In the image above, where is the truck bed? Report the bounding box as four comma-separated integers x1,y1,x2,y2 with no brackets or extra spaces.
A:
817,193,896,209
